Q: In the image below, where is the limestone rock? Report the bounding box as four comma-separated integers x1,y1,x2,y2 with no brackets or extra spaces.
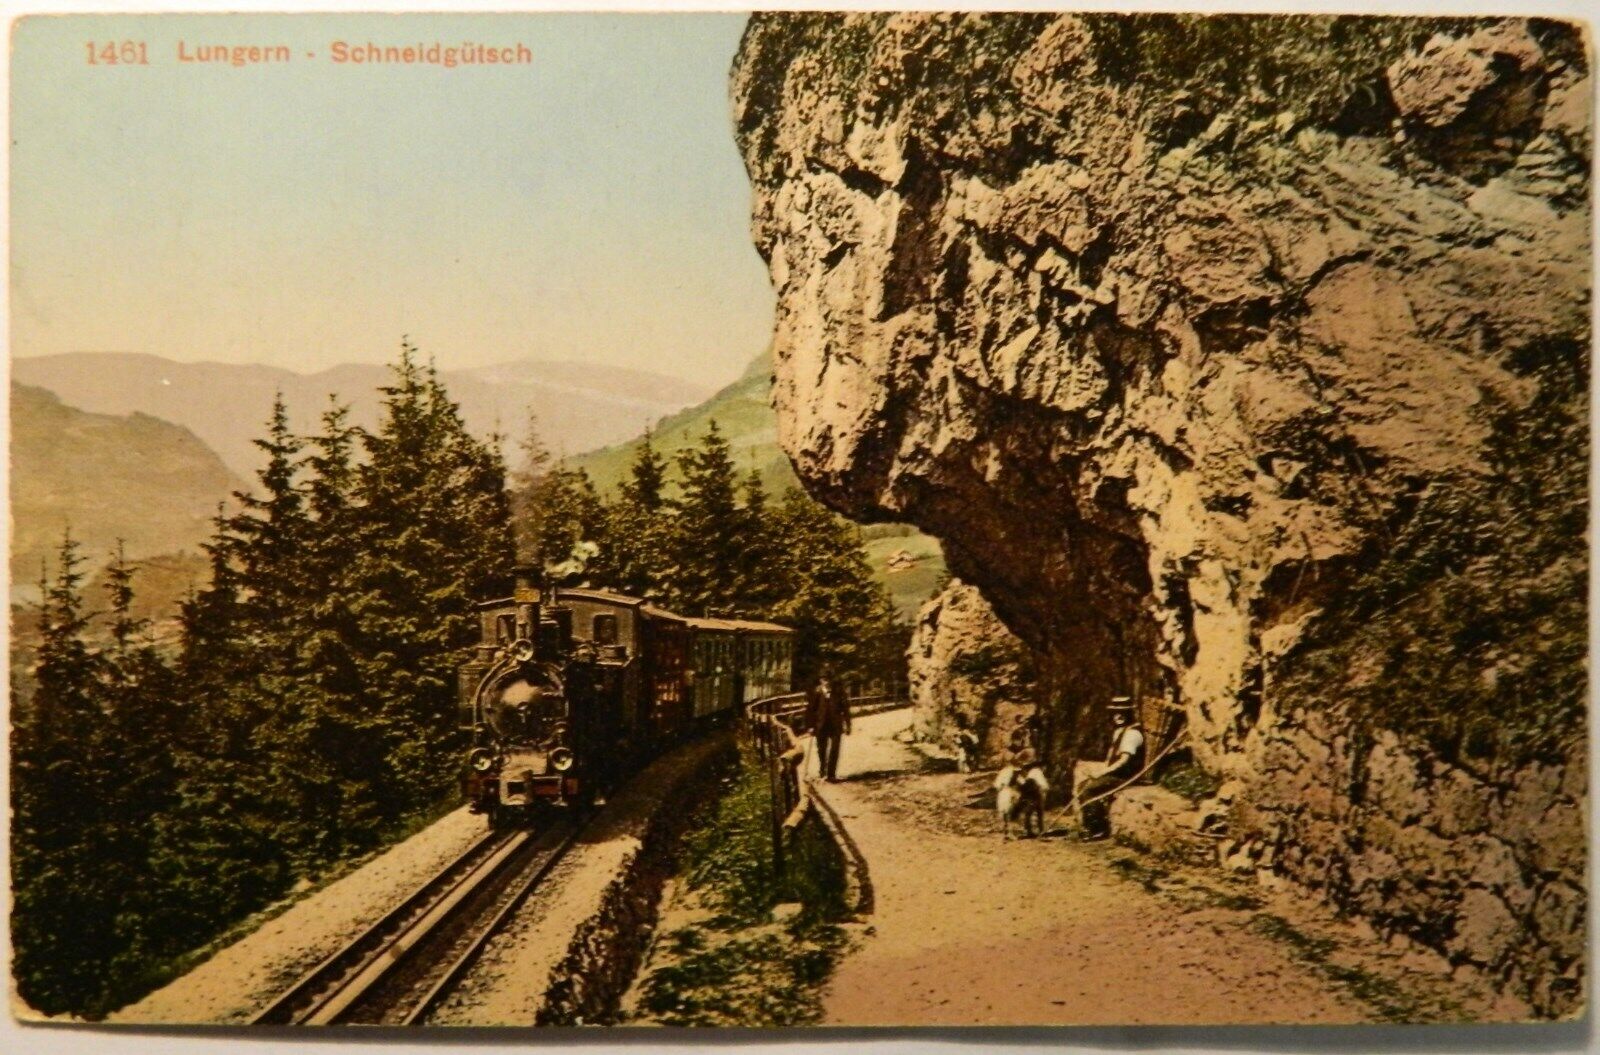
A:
907,580,1043,771
733,13,1589,1017
735,12,1587,767
1109,785,1205,862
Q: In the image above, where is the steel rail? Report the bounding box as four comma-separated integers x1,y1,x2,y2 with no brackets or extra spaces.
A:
248,827,510,1026
297,825,542,1025
398,815,586,1025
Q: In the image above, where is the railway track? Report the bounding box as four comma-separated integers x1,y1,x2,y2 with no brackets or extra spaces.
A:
250,813,585,1026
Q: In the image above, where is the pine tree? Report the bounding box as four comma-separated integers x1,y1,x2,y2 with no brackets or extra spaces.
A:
600,434,671,595
161,510,294,945
732,468,788,616
176,504,246,688
620,426,668,511
96,545,185,977
279,399,383,864
771,490,902,687
229,393,309,634
529,465,608,583
509,406,556,563
341,340,514,817
178,395,313,880
11,533,122,1015
511,406,554,490
662,421,743,614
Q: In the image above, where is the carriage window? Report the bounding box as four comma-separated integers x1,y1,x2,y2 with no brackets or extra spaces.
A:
496,614,516,644
593,614,619,645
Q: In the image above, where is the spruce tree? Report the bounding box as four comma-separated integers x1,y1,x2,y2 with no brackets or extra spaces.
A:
96,545,184,976
732,468,788,616
159,397,313,942
343,341,514,816
509,406,555,563
771,490,902,686
11,533,120,1015
529,465,608,582
620,426,668,511
599,433,671,595
280,400,384,863
662,421,743,614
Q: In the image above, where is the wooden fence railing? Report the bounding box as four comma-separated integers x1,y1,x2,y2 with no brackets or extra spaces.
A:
745,692,809,876
744,692,908,875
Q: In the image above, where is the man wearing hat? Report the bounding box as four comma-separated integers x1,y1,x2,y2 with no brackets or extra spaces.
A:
1077,696,1146,841
806,665,852,782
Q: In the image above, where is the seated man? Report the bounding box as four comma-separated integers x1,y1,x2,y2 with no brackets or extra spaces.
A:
1075,697,1146,841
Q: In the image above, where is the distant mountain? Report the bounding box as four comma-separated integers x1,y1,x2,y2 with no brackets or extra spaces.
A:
11,383,243,593
568,354,947,621
13,352,716,479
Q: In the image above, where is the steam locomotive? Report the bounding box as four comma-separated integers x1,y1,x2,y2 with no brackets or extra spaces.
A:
459,569,793,827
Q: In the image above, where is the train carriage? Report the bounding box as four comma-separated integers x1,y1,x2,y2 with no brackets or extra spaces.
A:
737,624,794,704
683,616,795,716
460,573,793,826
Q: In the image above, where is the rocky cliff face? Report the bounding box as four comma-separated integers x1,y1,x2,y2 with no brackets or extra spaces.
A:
733,13,1588,1016
907,580,1042,769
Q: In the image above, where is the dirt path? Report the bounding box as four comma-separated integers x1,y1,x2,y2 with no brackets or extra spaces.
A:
810,709,1514,1027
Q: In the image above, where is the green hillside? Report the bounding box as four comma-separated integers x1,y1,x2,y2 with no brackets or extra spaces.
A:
11,383,242,597
570,353,798,494
568,355,946,621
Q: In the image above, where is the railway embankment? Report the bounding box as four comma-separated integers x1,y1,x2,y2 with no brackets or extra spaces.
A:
426,731,737,1025
113,807,488,1024
620,729,857,1026
113,734,738,1026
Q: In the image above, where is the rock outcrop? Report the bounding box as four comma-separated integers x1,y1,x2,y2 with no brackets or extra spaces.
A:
907,580,1042,770
733,13,1589,1016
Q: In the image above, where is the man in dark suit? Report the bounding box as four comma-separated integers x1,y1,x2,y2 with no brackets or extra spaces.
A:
805,666,852,782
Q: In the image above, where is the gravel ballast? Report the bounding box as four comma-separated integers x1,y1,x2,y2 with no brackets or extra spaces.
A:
113,807,487,1025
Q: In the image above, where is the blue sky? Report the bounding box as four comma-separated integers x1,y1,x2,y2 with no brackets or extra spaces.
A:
10,13,774,386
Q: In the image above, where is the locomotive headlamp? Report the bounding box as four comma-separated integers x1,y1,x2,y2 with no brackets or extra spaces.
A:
550,746,575,772
469,747,497,773
509,638,536,663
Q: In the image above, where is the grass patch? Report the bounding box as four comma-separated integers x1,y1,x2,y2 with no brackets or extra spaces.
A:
633,735,853,1026
1158,760,1222,802
636,927,850,1027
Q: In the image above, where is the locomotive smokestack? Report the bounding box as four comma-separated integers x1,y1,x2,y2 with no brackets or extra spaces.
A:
513,565,540,598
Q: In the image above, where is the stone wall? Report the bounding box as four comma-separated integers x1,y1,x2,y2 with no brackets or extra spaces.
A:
1231,708,1587,1013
